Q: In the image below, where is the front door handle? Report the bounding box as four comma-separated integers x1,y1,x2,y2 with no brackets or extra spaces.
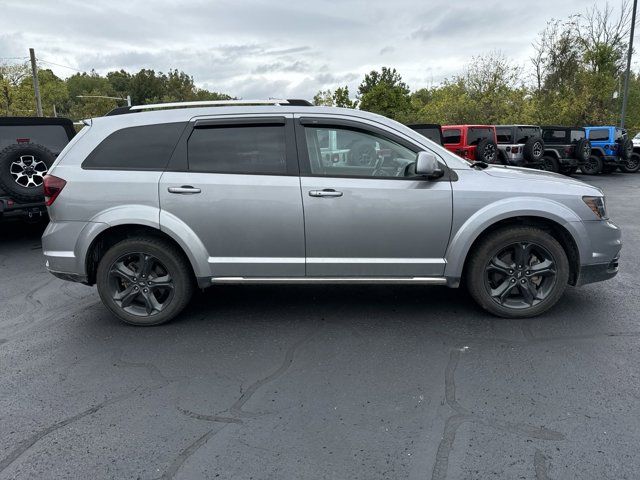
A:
168,186,201,194
309,189,343,198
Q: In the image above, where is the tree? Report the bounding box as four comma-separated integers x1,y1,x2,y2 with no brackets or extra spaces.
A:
357,67,411,120
313,86,357,108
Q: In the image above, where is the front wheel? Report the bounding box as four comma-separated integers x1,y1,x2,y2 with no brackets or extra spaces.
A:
465,227,569,318
620,153,640,173
96,237,194,326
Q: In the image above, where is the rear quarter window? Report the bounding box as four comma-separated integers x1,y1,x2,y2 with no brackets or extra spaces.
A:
588,129,609,141
82,123,185,170
543,130,566,143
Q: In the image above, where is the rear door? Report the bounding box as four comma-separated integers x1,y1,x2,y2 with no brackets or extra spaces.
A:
295,115,453,277
159,114,305,277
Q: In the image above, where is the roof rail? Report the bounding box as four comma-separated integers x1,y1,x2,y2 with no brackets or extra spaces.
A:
105,98,313,116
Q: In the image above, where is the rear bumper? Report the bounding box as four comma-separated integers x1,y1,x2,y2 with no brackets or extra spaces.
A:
0,197,46,220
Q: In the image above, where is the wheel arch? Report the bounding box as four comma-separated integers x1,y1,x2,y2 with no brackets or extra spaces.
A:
444,200,585,287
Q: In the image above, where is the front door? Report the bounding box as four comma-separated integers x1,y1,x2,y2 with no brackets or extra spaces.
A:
159,115,305,277
296,116,453,277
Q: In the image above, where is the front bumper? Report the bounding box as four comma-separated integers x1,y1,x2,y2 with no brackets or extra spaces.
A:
575,219,622,286
576,256,619,286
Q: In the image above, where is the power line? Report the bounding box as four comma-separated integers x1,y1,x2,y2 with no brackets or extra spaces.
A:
36,58,83,72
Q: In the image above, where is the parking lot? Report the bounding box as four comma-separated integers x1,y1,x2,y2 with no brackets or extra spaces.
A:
0,172,637,480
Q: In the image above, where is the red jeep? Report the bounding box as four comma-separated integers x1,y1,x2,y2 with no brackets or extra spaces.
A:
441,125,498,163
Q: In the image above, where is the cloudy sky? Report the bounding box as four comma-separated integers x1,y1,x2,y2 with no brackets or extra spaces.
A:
1,0,636,99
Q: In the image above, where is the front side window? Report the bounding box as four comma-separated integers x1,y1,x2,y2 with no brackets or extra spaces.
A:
467,128,494,145
304,126,418,178
588,129,609,141
443,129,461,144
83,122,185,170
188,125,287,174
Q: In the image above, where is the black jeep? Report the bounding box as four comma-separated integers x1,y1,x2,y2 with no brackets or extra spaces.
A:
540,126,592,175
407,123,443,145
0,117,76,221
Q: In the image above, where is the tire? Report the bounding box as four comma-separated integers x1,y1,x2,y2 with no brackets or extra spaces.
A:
465,226,569,318
96,237,194,326
620,152,640,173
560,166,578,176
581,155,602,175
575,139,591,162
523,137,544,162
0,143,56,202
539,156,559,173
618,138,633,160
476,138,498,163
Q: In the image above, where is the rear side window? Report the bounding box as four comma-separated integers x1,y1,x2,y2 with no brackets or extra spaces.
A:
188,125,287,175
443,129,461,144
588,129,609,141
0,125,70,153
467,128,493,145
83,123,184,170
496,127,512,143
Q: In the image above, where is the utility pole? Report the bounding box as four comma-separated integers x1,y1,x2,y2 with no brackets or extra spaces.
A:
621,0,637,128
29,48,43,117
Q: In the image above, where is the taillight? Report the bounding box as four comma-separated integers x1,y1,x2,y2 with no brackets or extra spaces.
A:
511,146,519,154
43,175,66,206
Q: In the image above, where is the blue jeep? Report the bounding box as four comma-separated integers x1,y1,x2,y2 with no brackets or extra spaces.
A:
582,126,640,174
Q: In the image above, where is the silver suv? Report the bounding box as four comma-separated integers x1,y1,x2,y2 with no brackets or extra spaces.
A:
41,100,622,325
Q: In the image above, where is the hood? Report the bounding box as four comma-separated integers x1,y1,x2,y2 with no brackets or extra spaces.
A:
483,165,592,188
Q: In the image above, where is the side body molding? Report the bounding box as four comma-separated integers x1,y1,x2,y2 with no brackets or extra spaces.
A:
443,196,588,284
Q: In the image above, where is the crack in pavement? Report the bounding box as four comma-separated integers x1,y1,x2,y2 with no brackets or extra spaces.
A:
164,326,320,480
430,348,565,480
534,449,551,480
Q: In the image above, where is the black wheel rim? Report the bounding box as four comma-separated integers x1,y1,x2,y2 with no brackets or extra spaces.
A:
108,252,174,317
627,157,639,169
484,144,496,162
533,142,543,158
484,242,557,310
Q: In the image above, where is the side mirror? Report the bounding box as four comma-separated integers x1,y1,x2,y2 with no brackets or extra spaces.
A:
415,151,442,178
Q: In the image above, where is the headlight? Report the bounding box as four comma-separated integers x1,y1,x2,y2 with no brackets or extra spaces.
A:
582,196,608,219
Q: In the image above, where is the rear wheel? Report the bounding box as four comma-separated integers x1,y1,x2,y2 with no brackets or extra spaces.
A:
466,227,569,318
96,237,194,326
620,153,640,173
581,155,602,175
539,156,559,173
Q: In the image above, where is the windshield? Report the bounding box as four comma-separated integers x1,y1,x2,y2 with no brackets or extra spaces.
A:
467,128,494,145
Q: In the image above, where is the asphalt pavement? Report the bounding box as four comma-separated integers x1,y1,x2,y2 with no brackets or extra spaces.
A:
0,173,638,480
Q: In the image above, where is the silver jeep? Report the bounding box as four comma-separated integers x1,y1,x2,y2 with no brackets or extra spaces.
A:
42,100,621,325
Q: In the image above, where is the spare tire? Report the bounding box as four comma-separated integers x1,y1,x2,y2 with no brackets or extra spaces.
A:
523,136,544,162
575,138,591,162
618,137,633,160
0,143,56,202
476,138,498,163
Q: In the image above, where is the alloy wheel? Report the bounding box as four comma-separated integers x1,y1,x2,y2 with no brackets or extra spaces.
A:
11,155,48,188
484,144,496,162
484,241,557,310
108,252,175,317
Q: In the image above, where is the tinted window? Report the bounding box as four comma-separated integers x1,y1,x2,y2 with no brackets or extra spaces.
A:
467,128,494,145
543,129,566,143
0,125,70,153
515,127,540,144
410,126,442,144
615,128,626,140
443,129,461,144
188,125,286,174
496,127,512,143
83,123,184,170
588,129,609,141
304,126,417,178
570,130,585,142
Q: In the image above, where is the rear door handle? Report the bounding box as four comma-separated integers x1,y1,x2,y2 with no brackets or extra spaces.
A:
309,189,343,198
168,186,201,194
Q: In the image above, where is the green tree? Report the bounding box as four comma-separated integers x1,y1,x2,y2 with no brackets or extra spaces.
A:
357,67,411,120
313,86,357,108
